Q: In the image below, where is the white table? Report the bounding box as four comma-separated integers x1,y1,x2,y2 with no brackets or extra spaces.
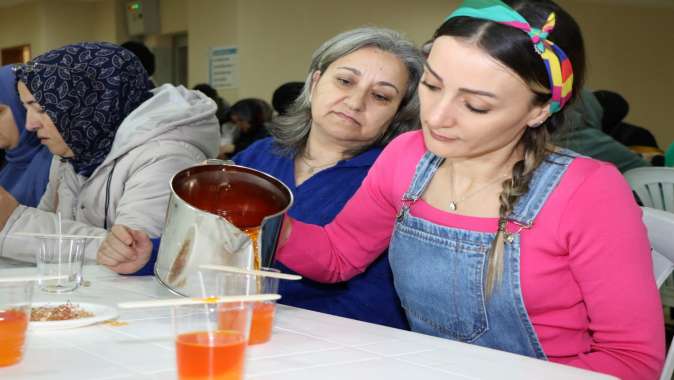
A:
0,265,615,380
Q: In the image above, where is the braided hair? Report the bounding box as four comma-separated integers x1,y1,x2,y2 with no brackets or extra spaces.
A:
433,0,586,294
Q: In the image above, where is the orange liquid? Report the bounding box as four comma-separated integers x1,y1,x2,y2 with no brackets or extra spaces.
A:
171,165,291,275
242,226,261,271
173,167,289,230
175,331,246,380
248,302,275,345
217,307,248,332
218,302,275,345
0,309,29,367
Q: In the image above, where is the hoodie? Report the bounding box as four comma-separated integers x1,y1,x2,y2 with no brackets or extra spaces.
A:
553,89,649,173
0,84,219,262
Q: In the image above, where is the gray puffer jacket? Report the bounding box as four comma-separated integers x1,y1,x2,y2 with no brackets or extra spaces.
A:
0,84,220,262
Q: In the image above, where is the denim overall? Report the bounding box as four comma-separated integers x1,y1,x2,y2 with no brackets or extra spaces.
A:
389,150,575,359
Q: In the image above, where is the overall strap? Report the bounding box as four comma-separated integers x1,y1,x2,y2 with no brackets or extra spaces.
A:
402,151,445,201
508,149,578,227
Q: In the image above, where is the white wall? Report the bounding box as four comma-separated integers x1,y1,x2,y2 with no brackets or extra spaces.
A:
1,0,672,147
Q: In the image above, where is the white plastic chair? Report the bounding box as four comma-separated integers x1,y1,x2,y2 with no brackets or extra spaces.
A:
625,167,674,212
643,207,674,380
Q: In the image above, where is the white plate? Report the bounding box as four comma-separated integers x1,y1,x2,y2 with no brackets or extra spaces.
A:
29,302,119,331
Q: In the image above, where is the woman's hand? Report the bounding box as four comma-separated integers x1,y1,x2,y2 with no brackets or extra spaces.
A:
0,186,19,230
97,225,153,274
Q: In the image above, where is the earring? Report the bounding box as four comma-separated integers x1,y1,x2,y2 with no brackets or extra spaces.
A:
530,121,542,128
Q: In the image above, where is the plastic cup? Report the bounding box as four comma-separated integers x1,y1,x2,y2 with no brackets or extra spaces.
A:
0,281,33,367
174,269,254,380
247,268,279,345
174,302,251,380
212,267,279,345
35,236,86,293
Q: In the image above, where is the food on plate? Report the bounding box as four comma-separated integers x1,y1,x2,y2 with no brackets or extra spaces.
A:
30,302,94,322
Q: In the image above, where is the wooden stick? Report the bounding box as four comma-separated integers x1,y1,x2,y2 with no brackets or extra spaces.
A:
0,274,70,283
11,232,105,240
199,264,302,281
117,293,281,309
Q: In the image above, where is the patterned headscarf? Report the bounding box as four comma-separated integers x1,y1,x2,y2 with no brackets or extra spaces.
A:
14,42,153,177
446,0,574,113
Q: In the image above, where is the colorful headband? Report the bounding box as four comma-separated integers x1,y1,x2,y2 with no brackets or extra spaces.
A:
446,0,573,113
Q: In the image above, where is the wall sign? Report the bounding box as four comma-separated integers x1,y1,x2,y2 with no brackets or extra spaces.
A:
209,46,238,89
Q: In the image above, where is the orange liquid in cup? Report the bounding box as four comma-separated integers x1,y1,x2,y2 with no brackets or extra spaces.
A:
217,306,247,331
218,302,275,345
0,309,29,367
175,330,246,380
248,302,275,345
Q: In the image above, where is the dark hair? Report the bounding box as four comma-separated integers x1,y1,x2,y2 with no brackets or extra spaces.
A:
230,98,271,133
593,90,629,132
256,98,273,122
193,83,230,125
433,0,586,293
272,82,304,115
193,83,219,100
121,41,156,77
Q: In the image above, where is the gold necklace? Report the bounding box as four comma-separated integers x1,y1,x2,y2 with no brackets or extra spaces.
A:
448,172,509,211
299,154,340,174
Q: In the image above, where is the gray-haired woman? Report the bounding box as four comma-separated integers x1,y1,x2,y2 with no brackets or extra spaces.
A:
97,27,423,330
268,26,422,183
233,26,423,328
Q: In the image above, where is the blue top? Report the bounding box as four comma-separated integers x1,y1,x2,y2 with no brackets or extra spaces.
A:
0,65,52,207
140,137,408,329
233,138,408,329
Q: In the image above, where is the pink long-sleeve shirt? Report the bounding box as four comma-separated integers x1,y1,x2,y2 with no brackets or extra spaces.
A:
277,131,665,380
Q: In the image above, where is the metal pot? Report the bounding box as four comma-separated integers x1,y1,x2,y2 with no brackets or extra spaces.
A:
154,163,293,296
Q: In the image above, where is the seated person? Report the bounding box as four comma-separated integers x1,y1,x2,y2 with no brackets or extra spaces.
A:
0,42,219,262
553,88,650,173
230,98,272,156
271,81,304,116
97,26,425,329
121,40,156,87
594,90,660,148
0,65,52,207
275,1,663,379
